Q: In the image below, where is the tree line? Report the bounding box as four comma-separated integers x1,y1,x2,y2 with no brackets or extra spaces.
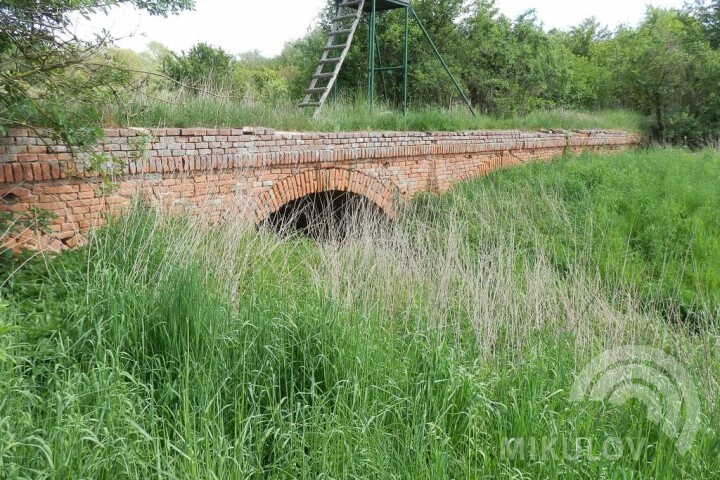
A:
145,0,720,146
2,0,720,147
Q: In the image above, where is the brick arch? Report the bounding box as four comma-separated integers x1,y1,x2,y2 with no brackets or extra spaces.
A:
253,168,397,223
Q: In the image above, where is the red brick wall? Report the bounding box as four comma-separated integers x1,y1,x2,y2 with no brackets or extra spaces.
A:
0,127,639,251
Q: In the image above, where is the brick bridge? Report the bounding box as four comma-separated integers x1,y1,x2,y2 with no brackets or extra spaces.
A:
0,127,638,250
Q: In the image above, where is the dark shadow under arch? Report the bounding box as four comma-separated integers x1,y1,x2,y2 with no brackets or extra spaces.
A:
253,168,398,225
262,190,389,240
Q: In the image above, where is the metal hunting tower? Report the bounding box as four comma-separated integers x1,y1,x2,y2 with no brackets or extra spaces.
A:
299,0,474,117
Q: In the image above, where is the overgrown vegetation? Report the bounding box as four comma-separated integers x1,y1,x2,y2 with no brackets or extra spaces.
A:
0,0,193,144
1,2,719,476
1,149,718,478
3,1,720,142
107,0,719,143
103,92,647,132
414,148,720,323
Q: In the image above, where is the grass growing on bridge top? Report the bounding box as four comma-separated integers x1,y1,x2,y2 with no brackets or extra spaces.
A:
102,93,647,133
1,148,718,478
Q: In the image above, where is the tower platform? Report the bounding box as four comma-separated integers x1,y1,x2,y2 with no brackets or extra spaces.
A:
362,0,410,12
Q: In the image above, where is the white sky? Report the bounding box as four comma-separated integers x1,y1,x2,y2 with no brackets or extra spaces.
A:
74,0,689,57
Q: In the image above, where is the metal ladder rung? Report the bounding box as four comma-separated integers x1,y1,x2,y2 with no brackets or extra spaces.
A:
312,72,335,79
318,57,342,64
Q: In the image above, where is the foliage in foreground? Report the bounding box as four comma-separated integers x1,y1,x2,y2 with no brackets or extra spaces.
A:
0,149,718,479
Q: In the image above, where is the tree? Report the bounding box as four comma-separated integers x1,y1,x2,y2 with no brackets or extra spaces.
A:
233,52,290,104
562,17,610,57
161,43,235,91
0,0,193,146
1,0,193,237
459,4,566,115
597,8,719,144
695,0,720,48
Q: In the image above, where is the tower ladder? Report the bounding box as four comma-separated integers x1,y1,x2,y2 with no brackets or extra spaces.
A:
298,0,366,118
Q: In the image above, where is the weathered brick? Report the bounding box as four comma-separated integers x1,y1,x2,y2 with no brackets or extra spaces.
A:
11,163,22,181
0,127,639,251
181,128,207,136
7,145,28,155
49,162,61,179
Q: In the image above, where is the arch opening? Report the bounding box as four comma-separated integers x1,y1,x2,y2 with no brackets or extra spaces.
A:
262,190,389,240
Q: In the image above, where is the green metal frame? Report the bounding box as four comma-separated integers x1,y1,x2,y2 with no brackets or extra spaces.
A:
364,0,474,116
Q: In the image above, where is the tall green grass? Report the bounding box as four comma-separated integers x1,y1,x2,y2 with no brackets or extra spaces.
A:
103,92,647,133
0,149,718,478
415,147,720,321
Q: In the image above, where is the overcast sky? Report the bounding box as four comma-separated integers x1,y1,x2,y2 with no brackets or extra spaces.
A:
73,0,689,57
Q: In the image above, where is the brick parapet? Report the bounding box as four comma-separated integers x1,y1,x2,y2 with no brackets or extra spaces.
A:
0,128,639,183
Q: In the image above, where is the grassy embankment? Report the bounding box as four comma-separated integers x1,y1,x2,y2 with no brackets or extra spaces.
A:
101,94,647,133
1,148,718,478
